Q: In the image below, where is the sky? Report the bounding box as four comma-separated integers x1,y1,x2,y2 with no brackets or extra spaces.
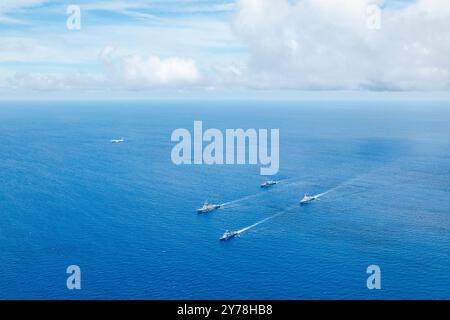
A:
0,0,449,99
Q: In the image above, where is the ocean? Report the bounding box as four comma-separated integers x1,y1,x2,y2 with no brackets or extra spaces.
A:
0,100,449,299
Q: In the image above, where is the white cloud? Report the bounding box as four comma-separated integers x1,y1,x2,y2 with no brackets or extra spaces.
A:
0,37,54,62
232,0,450,90
6,72,102,92
100,47,201,88
82,1,235,15
2,0,449,95
0,0,49,23
0,0,47,11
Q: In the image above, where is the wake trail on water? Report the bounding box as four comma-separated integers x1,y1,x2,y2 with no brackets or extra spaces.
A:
237,212,284,234
220,178,304,208
221,193,260,207
235,180,355,235
220,203,240,209
236,175,372,232
226,178,357,233
225,162,394,210
315,186,339,199
236,204,299,234
313,169,382,199
232,166,394,236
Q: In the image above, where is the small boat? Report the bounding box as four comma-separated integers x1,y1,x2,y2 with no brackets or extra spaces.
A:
260,180,277,188
220,230,239,241
111,138,124,143
300,194,317,205
197,201,221,214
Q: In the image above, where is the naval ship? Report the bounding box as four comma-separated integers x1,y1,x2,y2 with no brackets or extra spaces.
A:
197,201,221,214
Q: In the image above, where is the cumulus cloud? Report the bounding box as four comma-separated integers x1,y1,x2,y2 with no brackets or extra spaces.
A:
2,0,449,95
100,46,201,88
1,46,202,93
232,0,450,90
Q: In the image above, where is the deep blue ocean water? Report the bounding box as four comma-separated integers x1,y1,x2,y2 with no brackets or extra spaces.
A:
0,100,449,299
